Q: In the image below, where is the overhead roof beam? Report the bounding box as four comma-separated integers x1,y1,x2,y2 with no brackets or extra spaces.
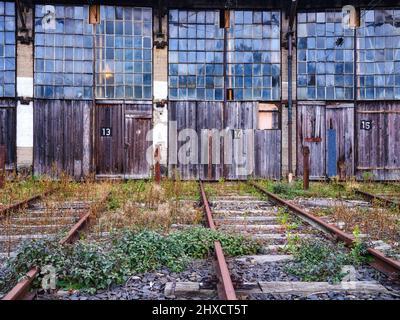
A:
16,0,28,31
287,0,298,31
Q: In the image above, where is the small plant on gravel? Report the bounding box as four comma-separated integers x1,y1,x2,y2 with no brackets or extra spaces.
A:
277,208,289,225
349,225,370,265
284,232,302,254
284,239,366,283
0,227,260,294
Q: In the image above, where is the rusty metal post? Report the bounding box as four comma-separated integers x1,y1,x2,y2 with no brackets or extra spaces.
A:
303,146,310,190
208,133,212,181
154,146,161,184
0,145,6,188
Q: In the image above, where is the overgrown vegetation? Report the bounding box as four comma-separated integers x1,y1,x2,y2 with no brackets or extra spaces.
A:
94,180,202,233
327,204,400,250
284,237,369,283
0,227,260,294
0,175,52,208
258,179,354,200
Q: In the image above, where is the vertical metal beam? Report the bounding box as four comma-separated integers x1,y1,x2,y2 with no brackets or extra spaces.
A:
303,146,310,190
15,0,27,31
154,145,161,183
287,0,297,177
208,134,213,180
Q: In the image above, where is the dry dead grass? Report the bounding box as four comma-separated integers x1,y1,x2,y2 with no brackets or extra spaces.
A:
328,204,400,249
93,180,202,234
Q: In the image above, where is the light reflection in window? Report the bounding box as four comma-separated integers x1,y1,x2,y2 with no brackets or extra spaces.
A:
95,6,152,99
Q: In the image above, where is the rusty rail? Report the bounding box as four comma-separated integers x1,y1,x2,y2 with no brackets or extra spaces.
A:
249,182,400,280
199,181,237,300
2,190,112,300
355,189,400,210
0,188,57,220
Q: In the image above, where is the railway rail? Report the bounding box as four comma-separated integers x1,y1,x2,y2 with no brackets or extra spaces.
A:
355,189,400,210
0,188,57,219
1,190,111,300
250,182,400,280
2,180,400,300
181,181,400,300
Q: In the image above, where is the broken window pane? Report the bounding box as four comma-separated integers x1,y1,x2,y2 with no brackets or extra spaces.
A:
357,9,400,100
297,10,355,100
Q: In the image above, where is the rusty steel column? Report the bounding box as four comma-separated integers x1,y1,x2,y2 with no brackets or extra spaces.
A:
303,146,310,190
154,146,161,184
0,145,6,188
208,134,212,181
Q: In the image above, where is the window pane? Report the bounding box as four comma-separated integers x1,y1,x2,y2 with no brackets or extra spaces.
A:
95,6,153,99
227,10,281,101
0,1,15,97
34,4,93,99
357,9,400,100
297,10,355,100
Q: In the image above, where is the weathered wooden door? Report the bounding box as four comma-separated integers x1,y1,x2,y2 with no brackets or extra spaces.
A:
297,103,326,179
0,100,16,169
95,103,124,176
124,105,152,179
356,102,400,180
95,103,152,178
325,104,354,179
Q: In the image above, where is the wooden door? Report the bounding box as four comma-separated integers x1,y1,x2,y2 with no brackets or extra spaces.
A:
124,105,152,179
325,104,354,179
297,103,326,179
95,104,124,176
356,102,400,180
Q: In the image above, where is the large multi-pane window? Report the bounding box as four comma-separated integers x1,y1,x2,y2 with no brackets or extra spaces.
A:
227,11,281,101
34,5,93,99
297,11,355,100
168,9,281,101
95,6,152,99
34,5,152,100
357,9,400,100
0,1,16,97
168,10,224,100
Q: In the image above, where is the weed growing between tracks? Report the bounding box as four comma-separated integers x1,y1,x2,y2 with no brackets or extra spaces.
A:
93,180,202,233
284,238,369,283
0,227,260,294
0,176,53,208
321,203,400,255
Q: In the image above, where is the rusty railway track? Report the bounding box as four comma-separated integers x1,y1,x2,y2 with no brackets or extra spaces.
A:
355,189,400,210
199,181,237,300
0,188,57,220
249,182,400,281
1,190,111,300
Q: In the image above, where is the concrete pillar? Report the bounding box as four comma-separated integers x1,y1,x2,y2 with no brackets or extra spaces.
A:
16,6,34,169
153,14,168,172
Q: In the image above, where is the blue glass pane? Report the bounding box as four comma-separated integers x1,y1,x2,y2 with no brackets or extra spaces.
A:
297,10,355,100
356,9,400,100
0,2,15,97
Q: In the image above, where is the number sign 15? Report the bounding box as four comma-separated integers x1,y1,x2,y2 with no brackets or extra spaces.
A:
360,120,372,131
